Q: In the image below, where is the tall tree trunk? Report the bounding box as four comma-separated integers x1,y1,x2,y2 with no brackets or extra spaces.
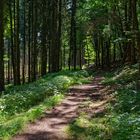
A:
41,0,47,76
13,0,20,85
22,0,26,83
70,0,77,70
28,1,31,82
9,0,14,83
31,0,37,81
50,0,61,72
58,0,62,70
0,0,5,92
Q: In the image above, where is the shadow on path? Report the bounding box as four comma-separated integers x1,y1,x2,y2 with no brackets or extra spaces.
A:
12,76,112,140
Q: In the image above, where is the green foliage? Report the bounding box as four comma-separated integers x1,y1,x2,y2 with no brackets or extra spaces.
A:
101,64,140,140
108,113,140,140
0,70,90,140
67,65,140,140
102,65,138,85
0,94,64,140
114,88,140,113
84,36,96,64
66,115,112,140
52,76,73,90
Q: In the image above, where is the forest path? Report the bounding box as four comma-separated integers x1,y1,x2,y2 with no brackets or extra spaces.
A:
12,76,113,140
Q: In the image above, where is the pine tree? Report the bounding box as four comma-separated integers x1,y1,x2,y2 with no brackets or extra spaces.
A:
0,0,5,92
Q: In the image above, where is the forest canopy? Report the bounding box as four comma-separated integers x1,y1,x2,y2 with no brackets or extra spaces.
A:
0,0,140,140
0,0,140,91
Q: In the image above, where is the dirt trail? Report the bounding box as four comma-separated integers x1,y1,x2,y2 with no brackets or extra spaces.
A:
12,76,113,140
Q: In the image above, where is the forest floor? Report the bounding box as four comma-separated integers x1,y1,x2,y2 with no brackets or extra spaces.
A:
12,76,114,140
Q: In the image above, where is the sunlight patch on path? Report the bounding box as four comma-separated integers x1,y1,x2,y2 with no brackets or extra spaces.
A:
12,76,112,140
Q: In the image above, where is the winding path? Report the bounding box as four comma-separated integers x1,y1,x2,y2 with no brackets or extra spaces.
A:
12,76,112,140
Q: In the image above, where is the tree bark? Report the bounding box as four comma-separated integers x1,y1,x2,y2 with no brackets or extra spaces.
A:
0,0,5,92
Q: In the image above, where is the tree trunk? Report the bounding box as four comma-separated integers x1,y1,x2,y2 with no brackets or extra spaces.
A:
70,0,77,70
41,0,47,76
0,0,5,92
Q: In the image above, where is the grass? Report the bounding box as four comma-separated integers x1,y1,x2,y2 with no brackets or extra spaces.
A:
0,70,91,140
66,114,112,140
66,64,140,140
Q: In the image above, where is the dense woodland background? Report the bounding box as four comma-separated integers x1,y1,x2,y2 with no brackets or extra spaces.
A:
1,0,140,140
1,0,140,91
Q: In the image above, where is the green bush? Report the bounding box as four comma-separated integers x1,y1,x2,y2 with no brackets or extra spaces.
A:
66,115,112,140
108,113,140,140
0,70,90,139
101,64,140,140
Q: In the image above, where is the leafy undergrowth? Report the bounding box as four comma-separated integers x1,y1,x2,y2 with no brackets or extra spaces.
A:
66,114,112,140
66,64,140,140
0,70,91,140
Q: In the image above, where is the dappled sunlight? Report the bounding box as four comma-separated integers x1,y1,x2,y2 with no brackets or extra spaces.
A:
12,75,112,140
0,70,90,140
1,0,140,139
